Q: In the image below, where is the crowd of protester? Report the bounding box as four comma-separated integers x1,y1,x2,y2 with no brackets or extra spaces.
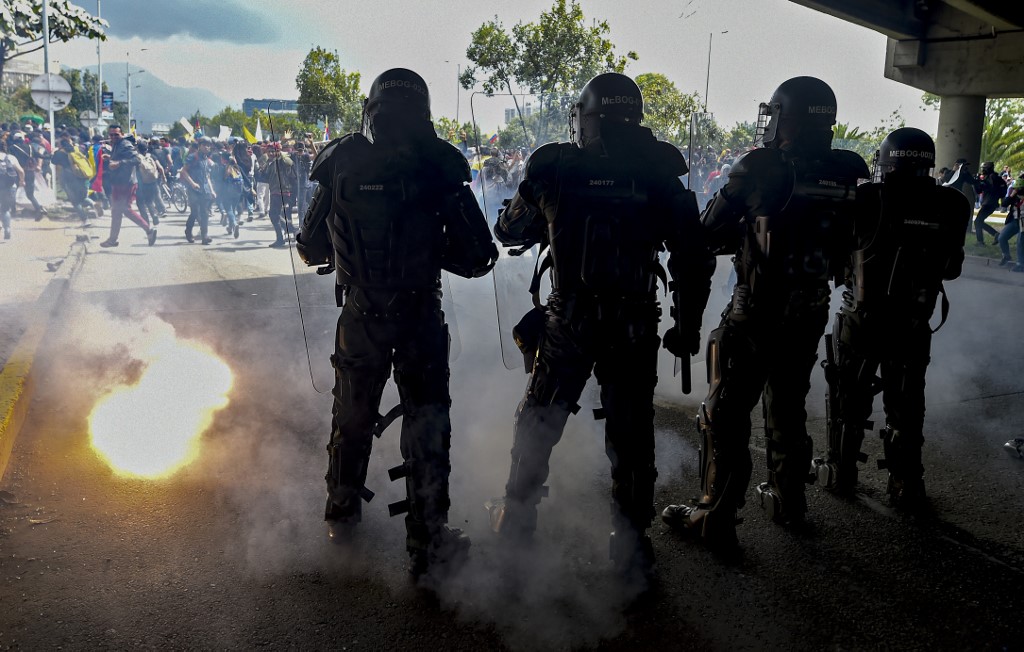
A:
938,158,1024,272
1,119,1021,269
0,121,317,248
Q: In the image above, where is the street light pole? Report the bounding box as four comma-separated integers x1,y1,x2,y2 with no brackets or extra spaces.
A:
126,48,146,133
704,30,728,113
96,0,102,115
456,63,461,125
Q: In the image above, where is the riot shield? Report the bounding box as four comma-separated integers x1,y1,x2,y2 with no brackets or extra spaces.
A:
261,101,354,393
469,91,566,369
671,112,747,387
263,101,461,392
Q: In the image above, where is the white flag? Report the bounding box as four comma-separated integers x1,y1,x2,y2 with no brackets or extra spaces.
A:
178,117,194,135
217,125,232,141
254,118,262,143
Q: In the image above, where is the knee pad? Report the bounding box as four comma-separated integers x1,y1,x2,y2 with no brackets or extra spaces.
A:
395,364,451,411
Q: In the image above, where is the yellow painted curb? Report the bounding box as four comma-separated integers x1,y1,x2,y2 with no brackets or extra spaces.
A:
0,241,87,482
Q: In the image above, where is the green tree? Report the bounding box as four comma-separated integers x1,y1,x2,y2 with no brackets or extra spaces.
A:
433,116,473,145
52,67,106,127
460,18,531,142
0,84,35,123
1,1,107,81
461,0,637,144
981,98,1024,173
295,46,362,133
512,0,636,97
209,106,249,135
724,121,756,152
494,107,569,149
832,122,876,162
635,73,701,145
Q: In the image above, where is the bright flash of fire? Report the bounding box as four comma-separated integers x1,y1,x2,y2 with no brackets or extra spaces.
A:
88,335,233,479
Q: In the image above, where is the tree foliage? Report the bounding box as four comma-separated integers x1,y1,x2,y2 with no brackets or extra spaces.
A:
723,121,756,152
52,67,105,125
295,46,363,133
461,0,637,146
433,116,474,144
0,1,107,80
635,73,701,145
511,0,637,97
981,98,1024,173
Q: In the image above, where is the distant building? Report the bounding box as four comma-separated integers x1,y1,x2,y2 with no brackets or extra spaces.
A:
242,98,299,116
504,101,535,125
1,59,43,94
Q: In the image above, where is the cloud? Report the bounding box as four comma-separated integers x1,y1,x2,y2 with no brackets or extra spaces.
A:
97,0,280,44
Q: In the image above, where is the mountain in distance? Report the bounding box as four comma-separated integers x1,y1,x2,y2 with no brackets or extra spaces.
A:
78,63,230,133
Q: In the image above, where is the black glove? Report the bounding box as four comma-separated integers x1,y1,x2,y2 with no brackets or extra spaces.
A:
663,327,700,358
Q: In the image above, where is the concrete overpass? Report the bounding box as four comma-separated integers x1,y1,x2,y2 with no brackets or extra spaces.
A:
791,0,1024,169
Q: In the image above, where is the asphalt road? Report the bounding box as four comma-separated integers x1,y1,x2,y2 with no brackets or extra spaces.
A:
0,208,1022,650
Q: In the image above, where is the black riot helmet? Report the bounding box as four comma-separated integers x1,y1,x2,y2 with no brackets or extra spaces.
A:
361,68,432,145
872,127,936,182
755,76,837,156
569,73,644,148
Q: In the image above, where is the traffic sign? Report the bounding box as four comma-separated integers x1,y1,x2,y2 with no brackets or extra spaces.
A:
29,73,73,112
80,110,98,127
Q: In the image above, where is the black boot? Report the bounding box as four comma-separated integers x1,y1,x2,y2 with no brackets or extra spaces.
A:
407,524,471,582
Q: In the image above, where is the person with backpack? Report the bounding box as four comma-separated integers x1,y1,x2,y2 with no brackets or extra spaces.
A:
8,132,45,219
0,140,25,239
100,125,157,248
973,161,1005,245
218,151,243,239
51,139,97,226
134,141,163,227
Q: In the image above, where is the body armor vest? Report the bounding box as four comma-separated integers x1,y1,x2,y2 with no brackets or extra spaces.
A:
738,152,861,297
537,143,669,297
848,181,968,314
329,136,448,290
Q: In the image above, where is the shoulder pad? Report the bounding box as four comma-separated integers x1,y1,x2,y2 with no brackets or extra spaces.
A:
729,147,785,178
524,142,568,177
430,138,472,184
830,149,872,180
310,134,363,184
651,140,688,176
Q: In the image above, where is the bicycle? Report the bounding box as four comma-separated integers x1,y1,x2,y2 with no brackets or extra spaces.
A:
160,178,189,214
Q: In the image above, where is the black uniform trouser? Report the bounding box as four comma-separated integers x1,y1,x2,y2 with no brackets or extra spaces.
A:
834,308,930,481
704,293,830,513
975,202,1000,243
505,297,661,534
327,290,452,550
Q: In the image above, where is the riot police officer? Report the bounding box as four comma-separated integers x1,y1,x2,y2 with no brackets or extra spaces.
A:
487,73,714,577
811,127,969,507
296,68,498,580
662,77,870,548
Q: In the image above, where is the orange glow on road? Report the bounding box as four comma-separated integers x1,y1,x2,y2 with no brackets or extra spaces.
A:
88,336,233,479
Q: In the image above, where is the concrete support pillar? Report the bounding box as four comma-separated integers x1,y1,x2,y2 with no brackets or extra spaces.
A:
934,95,985,171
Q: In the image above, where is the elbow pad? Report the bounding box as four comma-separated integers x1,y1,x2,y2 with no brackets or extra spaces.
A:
441,185,499,278
495,190,544,247
297,185,333,266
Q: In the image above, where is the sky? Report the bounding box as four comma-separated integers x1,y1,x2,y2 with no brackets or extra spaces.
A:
29,0,941,134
